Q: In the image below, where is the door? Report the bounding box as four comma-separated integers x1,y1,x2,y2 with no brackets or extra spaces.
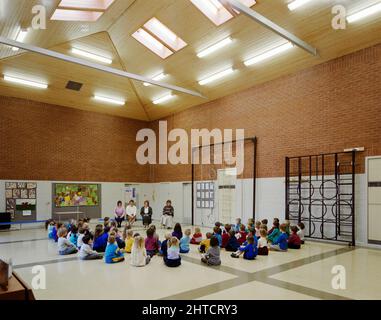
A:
183,183,192,225
218,168,237,225
368,157,381,244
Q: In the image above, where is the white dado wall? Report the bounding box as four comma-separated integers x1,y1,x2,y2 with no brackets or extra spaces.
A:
0,175,368,246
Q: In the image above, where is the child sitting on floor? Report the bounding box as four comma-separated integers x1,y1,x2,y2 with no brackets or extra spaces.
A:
221,224,231,248
234,218,242,233
145,226,159,257
69,225,78,247
104,233,124,264
160,232,172,258
199,232,212,253
79,235,102,260
57,227,78,255
297,222,305,244
165,237,181,267
237,224,247,245
284,220,291,236
124,229,134,253
231,235,258,260
131,236,151,267
261,219,268,228
270,224,289,252
257,229,269,256
213,226,222,247
255,221,262,238
201,236,221,266
268,218,280,235
93,224,109,252
225,230,240,252
46,219,55,239
53,222,63,242
172,223,183,240
267,221,280,244
288,226,302,249
190,227,203,244
180,229,191,253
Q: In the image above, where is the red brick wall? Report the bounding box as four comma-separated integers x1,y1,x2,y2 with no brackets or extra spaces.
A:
1,44,380,183
0,96,149,182
151,44,381,182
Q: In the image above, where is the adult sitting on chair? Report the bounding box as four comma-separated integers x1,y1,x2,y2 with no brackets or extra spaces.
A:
126,200,137,226
140,201,153,229
114,201,126,228
161,200,174,229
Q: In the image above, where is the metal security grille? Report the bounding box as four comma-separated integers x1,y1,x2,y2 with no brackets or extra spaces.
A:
285,151,357,246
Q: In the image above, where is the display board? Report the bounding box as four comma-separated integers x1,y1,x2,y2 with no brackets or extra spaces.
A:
5,182,37,221
54,184,99,207
196,182,215,209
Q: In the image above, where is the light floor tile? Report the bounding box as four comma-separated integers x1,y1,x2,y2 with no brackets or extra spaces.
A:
270,248,381,300
197,280,319,300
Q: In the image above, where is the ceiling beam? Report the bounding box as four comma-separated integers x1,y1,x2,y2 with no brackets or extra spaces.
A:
219,0,318,56
0,36,206,99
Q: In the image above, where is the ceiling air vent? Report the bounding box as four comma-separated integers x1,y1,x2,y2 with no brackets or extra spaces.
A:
65,80,83,91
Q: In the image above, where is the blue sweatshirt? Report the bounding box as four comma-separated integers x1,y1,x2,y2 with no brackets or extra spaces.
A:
213,233,222,247
239,242,258,260
273,232,288,250
180,236,190,252
161,239,169,257
93,232,108,252
104,243,123,264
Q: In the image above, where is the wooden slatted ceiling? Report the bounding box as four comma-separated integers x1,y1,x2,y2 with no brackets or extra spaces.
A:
0,0,380,121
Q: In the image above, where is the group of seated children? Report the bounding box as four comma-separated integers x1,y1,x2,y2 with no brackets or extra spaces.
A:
46,215,305,267
189,217,305,262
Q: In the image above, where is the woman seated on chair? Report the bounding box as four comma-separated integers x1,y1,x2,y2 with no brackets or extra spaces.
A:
126,200,137,226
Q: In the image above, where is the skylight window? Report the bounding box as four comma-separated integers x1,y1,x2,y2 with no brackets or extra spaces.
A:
51,9,103,21
51,0,116,22
58,0,115,10
143,18,187,52
190,0,256,26
132,29,174,59
132,18,187,59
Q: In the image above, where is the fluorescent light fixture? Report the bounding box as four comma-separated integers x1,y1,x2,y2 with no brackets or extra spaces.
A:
132,28,173,59
4,75,48,89
71,48,112,64
12,28,28,51
190,0,256,26
143,73,167,86
287,0,313,11
197,37,233,58
244,42,293,66
347,2,381,23
58,0,115,10
93,95,125,105
198,67,234,85
153,93,174,105
51,9,103,21
143,18,187,52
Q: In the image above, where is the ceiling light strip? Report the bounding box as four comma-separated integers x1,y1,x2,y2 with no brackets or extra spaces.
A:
347,3,381,23
93,95,125,105
0,36,205,99
244,42,293,66
72,48,112,64
197,37,233,58
4,75,48,89
198,67,234,85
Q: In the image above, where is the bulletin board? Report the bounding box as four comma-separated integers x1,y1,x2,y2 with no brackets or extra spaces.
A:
5,182,37,221
196,182,215,209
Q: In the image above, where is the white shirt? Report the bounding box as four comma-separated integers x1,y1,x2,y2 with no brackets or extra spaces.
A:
79,243,97,259
131,246,147,266
126,205,137,217
297,229,305,240
57,237,73,252
258,237,268,248
77,233,85,248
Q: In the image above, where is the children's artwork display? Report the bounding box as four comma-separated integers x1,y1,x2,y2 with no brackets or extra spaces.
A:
5,182,37,220
54,184,99,207
196,182,215,209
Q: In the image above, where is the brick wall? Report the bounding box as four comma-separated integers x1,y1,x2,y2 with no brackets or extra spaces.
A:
1,44,380,183
0,96,149,182
151,43,381,182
